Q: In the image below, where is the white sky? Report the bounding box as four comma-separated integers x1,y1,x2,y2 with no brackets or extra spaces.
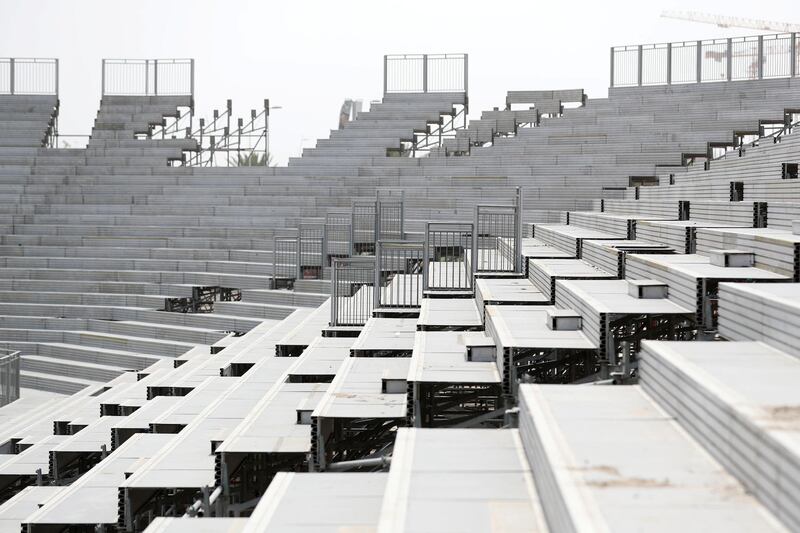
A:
1,0,798,165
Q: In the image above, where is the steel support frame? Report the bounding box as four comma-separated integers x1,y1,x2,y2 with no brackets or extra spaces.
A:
504,347,599,398
217,451,306,516
410,382,503,428
313,416,401,471
604,312,696,369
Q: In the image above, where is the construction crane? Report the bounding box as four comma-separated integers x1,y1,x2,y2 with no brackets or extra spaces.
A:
661,10,800,34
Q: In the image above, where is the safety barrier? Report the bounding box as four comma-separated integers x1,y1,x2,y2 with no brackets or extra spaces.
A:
384,53,468,94
611,32,799,87
101,58,194,96
324,212,351,266
272,235,298,288
0,350,20,407
298,223,324,280
374,240,425,309
423,222,475,294
0,58,58,95
351,200,378,255
330,257,376,327
473,188,523,275
377,192,405,241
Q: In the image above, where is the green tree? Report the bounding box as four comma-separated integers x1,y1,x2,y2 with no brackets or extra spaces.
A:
231,152,273,166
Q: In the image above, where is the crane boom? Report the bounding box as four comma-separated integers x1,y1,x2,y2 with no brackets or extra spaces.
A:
661,10,800,34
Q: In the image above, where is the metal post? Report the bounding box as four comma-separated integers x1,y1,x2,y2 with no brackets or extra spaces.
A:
422,223,430,293
374,241,382,311
666,43,672,85
791,33,797,78
609,48,615,88
9,58,14,95
696,41,703,83
726,39,732,81
758,35,764,79
383,55,388,95
145,59,150,96
153,59,158,96
422,54,428,93
472,207,479,276
515,188,523,273
296,236,302,280
637,45,643,86
464,53,469,94
190,59,195,100
330,260,338,326
101,59,106,97
55,59,59,98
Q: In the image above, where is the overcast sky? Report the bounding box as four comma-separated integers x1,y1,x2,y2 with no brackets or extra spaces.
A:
1,0,798,164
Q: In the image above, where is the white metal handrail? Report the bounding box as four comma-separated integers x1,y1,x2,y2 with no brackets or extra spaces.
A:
384,53,468,94
0,58,59,96
611,32,799,87
101,58,194,97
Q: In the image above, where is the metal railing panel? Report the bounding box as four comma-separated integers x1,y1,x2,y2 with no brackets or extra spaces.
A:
0,350,21,407
612,32,800,87
330,257,376,327
423,222,474,293
351,201,377,255
324,212,352,266
102,58,194,97
0,58,58,95
272,236,298,283
384,53,467,94
375,240,425,309
298,224,324,280
473,188,523,275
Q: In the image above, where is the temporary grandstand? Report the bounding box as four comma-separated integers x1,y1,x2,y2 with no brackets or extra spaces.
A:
0,32,799,532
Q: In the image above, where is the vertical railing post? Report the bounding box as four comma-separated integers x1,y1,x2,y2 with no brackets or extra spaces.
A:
422,54,428,93
190,59,195,100
609,48,615,88
101,59,106,97
423,223,430,293
153,59,159,96
637,45,643,86
144,59,150,96
696,40,703,83
296,235,302,280
757,35,764,79
463,53,468,94
373,241,382,311
791,33,797,78
515,188,523,274
666,43,672,85
726,38,733,81
330,260,338,326
472,207,479,276
54,59,59,99
9,58,14,95
383,55,388,95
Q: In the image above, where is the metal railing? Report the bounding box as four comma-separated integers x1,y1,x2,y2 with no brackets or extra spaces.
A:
298,223,324,280
102,58,194,97
0,350,21,407
423,222,475,294
272,235,298,287
374,240,425,309
384,53,468,94
351,200,378,255
473,188,523,275
376,191,405,241
611,32,799,87
0,58,58,95
330,257,376,327
324,212,352,266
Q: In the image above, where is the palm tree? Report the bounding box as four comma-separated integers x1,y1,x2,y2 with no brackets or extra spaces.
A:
231,152,273,166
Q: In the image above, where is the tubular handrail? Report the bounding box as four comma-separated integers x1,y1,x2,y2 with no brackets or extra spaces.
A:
0,57,59,96
610,32,799,88
101,58,194,97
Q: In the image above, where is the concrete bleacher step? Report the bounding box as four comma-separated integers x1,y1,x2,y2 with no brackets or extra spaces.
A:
20,354,126,382
640,340,800,531
19,369,95,395
5,341,164,370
